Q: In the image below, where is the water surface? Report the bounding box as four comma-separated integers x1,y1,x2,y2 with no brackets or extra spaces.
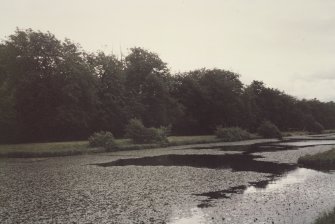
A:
1,137,335,223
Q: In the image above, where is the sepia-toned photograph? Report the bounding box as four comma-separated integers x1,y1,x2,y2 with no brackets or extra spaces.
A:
1,1,335,223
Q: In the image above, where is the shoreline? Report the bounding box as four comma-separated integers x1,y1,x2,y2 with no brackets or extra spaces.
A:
1,131,333,158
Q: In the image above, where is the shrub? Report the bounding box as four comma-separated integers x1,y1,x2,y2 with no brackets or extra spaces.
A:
306,121,324,134
147,127,169,143
124,119,146,142
303,115,324,134
88,131,117,150
215,126,251,142
125,119,169,144
257,121,282,139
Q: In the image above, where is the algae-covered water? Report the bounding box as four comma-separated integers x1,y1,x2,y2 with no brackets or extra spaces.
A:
1,138,335,223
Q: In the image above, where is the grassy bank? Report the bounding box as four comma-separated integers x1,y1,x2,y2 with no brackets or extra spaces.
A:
314,208,335,224
298,148,335,170
0,135,232,158
0,141,98,158
294,144,335,224
1,130,331,158
117,135,225,151
282,130,308,137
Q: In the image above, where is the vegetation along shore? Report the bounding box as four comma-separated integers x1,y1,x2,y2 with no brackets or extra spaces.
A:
0,28,334,146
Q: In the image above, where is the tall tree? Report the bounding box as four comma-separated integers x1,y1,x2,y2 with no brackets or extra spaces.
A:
124,47,183,127
0,29,98,142
87,52,127,136
173,69,243,134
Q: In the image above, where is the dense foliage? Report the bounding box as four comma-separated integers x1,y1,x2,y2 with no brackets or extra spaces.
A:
215,127,251,141
305,117,325,134
125,119,169,144
257,121,282,139
88,131,116,150
1,29,335,143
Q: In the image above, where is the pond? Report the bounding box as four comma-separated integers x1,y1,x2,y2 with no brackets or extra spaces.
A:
1,137,335,223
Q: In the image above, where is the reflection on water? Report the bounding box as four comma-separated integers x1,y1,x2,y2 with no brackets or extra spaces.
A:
192,168,331,208
2,137,335,223
195,185,247,208
168,207,210,224
244,168,326,193
169,168,334,224
95,154,296,174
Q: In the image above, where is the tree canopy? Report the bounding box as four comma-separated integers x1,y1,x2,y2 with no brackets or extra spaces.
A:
0,29,335,143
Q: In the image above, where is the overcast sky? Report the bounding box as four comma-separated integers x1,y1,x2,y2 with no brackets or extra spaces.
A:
1,0,335,101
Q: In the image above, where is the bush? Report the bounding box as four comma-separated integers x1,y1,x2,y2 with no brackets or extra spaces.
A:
257,121,282,139
88,131,117,150
147,127,169,143
215,126,251,142
307,121,324,134
125,119,169,144
303,115,324,134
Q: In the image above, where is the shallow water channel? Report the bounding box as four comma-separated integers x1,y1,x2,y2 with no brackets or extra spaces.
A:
1,137,335,223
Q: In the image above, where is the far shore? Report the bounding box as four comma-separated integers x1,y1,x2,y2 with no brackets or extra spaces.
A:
1,130,334,158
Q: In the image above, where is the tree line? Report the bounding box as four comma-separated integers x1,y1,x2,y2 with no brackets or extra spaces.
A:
0,29,334,143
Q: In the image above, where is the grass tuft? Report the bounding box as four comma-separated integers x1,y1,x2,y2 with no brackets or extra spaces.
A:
298,148,335,170
314,207,335,224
